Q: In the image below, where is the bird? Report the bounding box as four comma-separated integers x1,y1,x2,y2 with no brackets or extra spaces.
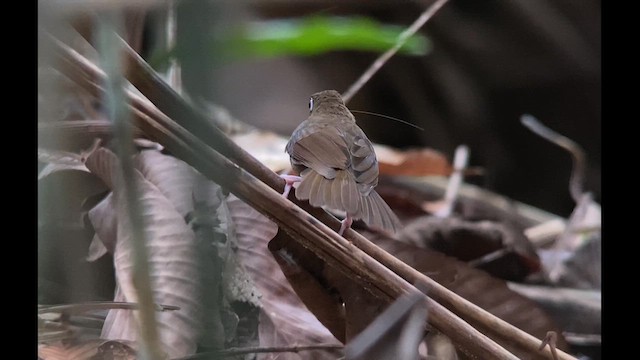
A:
282,90,401,236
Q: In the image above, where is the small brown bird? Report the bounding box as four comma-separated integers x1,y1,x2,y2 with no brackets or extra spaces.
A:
283,90,401,235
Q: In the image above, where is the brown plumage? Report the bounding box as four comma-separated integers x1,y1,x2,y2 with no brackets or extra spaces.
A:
285,90,401,234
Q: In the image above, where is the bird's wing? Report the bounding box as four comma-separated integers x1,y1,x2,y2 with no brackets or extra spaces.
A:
344,123,379,195
286,120,349,179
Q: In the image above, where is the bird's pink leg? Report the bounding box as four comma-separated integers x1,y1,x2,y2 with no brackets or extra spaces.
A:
338,214,353,236
280,174,302,198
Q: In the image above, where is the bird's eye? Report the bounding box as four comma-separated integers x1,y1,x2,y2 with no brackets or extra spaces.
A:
309,98,313,112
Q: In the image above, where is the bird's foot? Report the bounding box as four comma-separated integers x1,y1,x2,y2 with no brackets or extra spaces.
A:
338,215,353,236
280,174,302,198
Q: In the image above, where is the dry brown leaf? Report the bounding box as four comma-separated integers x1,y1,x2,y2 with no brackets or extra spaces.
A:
399,216,541,281
85,148,210,357
367,232,568,355
226,195,342,360
231,131,291,172
133,149,222,218
38,146,94,180
375,145,452,177
39,340,103,360
229,130,453,178
38,339,136,360
86,234,109,262
269,235,346,342
87,193,117,261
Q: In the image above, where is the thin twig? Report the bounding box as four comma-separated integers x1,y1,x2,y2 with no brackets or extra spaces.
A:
38,120,144,148
467,248,511,268
434,145,469,218
538,331,559,360
173,344,344,359
341,0,450,103
38,302,180,315
50,37,577,360
521,114,587,203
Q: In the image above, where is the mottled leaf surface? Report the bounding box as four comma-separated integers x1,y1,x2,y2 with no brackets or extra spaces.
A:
226,195,342,359
85,148,207,357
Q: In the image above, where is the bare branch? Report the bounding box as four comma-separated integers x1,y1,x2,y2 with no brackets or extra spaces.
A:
538,331,559,360
38,302,180,315
521,114,587,203
342,0,450,103
434,145,469,218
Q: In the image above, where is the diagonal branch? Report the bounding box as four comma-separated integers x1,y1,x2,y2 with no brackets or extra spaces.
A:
341,0,450,103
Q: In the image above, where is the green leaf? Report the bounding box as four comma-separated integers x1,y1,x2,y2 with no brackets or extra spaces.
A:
149,16,430,69
233,16,431,58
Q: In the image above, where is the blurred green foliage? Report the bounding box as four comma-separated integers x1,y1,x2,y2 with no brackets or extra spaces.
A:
151,16,430,69
234,16,430,58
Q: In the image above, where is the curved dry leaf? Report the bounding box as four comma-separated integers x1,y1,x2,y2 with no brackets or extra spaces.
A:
226,195,342,360
87,193,117,258
86,234,109,262
39,147,108,217
84,147,119,189
134,149,222,218
86,148,207,357
101,286,136,344
399,216,541,281
39,340,102,360
107,176,204,357
368,233,569,355
231,131,291,172
38,339,137,360
38,148,90,180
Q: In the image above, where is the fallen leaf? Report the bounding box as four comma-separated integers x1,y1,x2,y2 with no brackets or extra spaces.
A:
133,149,222,218
226,195,342,360
85,148,211,357
39,340,103,360
87,193,117,259
367,232,569,355
399,216,541,281
38,339,137,360
375,145,452,177
38,148,90,180
231,131,291,172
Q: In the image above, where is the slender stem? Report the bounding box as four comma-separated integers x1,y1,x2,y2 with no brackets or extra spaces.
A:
341,0,450,103
435,145,469,218
38,302,179,315
96,15,162,360
521,114,587,203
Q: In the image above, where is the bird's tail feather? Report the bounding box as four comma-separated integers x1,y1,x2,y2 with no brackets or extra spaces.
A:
295,169,401,234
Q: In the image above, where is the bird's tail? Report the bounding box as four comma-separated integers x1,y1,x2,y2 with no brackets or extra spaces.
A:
295,169,401,234
359,189,402,234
